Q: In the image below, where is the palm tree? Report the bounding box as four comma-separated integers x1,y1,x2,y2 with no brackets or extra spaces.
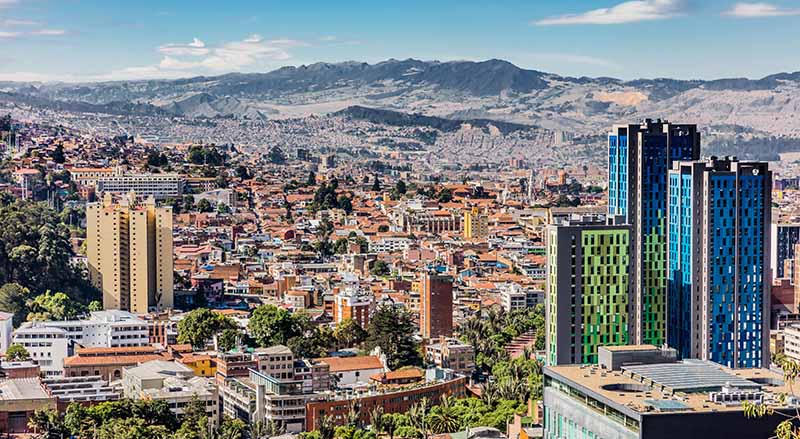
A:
383,413,398,439
482,380,499,407
317,415,336,439
407,397,430,439
428,395,460,434
249,420,285,439
369,406,385,434
346,400,361,427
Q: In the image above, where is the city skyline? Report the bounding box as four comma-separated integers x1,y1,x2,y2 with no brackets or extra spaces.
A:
0,0,799,82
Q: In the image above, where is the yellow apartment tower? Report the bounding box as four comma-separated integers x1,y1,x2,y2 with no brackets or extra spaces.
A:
463,207,489,240
86,192,174,313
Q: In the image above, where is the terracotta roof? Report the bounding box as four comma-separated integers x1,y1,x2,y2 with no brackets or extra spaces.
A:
64,353,169,367
75,346,159,355
370,367,423,382
315,355,384,372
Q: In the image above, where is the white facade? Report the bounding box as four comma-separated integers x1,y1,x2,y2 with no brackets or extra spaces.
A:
11,325,72,376
369,236,411,253
96,173,184,199
0,312,13,354
22,310,150,348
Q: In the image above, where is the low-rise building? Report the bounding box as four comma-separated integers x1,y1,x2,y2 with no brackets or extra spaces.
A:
42,375,120,403
425,337,475,376
315,355,385,387
63,345,169,381
11,325,73,376
0,378,56,434
123,360,218,424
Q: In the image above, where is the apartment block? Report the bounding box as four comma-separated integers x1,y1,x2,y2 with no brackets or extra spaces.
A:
420,273,454,339
87,193,173,313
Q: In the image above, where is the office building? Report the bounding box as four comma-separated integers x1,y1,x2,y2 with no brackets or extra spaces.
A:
771,223,800,279
332,287,373,330
420,273,454,339
608,120,700,346
546,216,631,365
667,158,771,368
11,325,73,377
87,193,174,313
96,171,184,199
464,207,489,240
543,345,793,439
425,336,475,376
15,310,149,349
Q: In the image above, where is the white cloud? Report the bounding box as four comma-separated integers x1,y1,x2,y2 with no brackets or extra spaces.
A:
724,2,800,17
0,0,19,7
30,29,65,36
2,18,40,26
158,38,209,56
320,35,337,42
0,31,20,38
533,0,685,25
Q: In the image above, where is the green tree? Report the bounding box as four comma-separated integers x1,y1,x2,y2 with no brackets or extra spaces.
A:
98,418,171,439
197,199,213,213
217,328,242,352
268,146,287,165
366,305,422,369
6,343,30,361
28,407,65,439
88,300,103,312
437,188,453,203
372,175,381,192
333,238,350,255
52,144,66,164
306,170,317,186
334,318,368,348
427,395,460,434
370,260,390,276
248,304,305,347
177,308,238,349
27,290,81,321
0,282,30,326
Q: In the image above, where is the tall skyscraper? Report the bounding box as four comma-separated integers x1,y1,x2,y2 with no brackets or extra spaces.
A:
545,216,631,365
607,119,700,346
667,157,771,368
87,193,174,314
420,273,453,339
463,207,489,240
771,223,800,280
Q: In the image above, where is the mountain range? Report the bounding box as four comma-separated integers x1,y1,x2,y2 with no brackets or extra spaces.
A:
2,58,800,152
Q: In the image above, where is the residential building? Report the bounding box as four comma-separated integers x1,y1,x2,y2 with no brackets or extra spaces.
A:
771,223,800,280
250,369,327,433
546,216,631,365
667,158,771,368
608,120,700,346
543,345,794,439
0,378,57,434
122,360,218,424
0,312,13,354
332,287,373,329
254,345,295,381
420,273,454,339
87,193,174,313
784,324,800,363
425,336,475,376
63,345,169,381
67,167,115,187
464,207,489,240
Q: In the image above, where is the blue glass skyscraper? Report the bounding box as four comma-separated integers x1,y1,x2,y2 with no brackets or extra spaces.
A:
608,119,700,346
667,157,771,368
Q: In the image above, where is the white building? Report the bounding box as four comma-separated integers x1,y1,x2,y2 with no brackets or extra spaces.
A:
96,172,184,199
316,355,385,387
369,235,411,253
499,284,543,311
0,312,14,354
11,325,72,376
123,360,218,424
17,310,150,349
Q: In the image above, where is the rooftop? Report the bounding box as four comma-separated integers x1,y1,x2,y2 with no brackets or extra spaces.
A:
316,355,384,373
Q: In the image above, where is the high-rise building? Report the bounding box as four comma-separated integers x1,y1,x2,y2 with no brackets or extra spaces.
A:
332,287,374,329
420,273,453,339
545,216,631,365
463,207,489,240
608,119,700,346
771,223,800,280
667,157,771,368
87,193,174,314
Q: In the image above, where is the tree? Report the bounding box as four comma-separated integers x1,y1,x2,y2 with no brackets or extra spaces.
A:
366,305,422,369
337,195,353,214
395,180,407,195
0,282,30,326
88,300,103,312
177,308,237,349
333,238,350,255
248,304,304,347
98,418,170,439
306,170,317,186
197,199,213,213
370,260,390,277
27,290,81,321
217,328,242,352
29,407,65,439
372,175,381,192
52,144,65,164
437,188,453,203
6,343,30,361
235,165,251,180
334,318,368,348
428,395,460,434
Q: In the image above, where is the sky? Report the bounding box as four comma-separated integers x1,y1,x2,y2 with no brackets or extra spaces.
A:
1,0,800,82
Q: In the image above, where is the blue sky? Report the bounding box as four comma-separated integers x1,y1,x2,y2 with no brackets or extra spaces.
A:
1,0,800,82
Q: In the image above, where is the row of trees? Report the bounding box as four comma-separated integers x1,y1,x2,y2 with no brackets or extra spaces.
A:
26,397,274,439
175,304,421,370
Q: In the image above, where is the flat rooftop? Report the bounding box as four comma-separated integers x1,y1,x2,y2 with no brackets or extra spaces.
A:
545,360,793,415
